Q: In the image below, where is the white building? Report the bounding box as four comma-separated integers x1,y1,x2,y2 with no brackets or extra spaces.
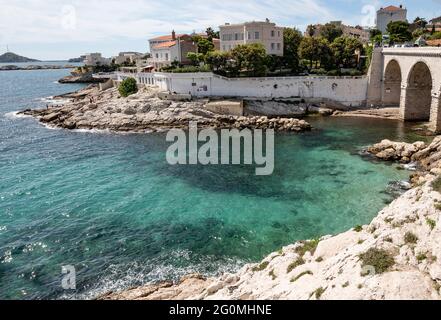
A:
219,19,284,56
148,31,198,70
113,52,144,65
376,5,407,33
83,53,111,66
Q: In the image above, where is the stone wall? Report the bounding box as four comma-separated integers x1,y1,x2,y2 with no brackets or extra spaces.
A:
154,72,368,107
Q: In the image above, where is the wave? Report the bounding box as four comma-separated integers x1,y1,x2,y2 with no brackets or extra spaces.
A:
59,250,248,300
39,96,71,105
4,111,32,119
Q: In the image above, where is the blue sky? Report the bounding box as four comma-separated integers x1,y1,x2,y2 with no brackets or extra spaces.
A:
1,0,441,60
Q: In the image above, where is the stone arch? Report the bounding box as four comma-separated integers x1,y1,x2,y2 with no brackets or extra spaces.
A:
383,59,402,107
402,61,433,121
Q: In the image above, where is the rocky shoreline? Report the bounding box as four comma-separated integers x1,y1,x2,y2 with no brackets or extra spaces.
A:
99,137,441,300
19,86,311,133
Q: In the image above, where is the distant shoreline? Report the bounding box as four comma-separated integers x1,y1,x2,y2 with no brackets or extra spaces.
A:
0,65,77,71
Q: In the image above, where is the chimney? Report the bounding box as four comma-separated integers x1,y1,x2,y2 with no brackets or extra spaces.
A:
172,30,176,40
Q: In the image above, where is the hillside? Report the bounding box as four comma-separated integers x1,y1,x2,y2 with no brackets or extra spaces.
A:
0,52,40,63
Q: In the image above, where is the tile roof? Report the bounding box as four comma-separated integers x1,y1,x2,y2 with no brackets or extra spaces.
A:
150,34,187,41
381,5,403,12
427,39,441,46
151,41,177,49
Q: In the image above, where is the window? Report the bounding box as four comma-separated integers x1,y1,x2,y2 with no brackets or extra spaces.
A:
278,31,281,37
165,53,169,61
271,30,275,37
277,43,281,50
255,31,260,39
247,32,251,40
271,43,275,50
156,53,159,59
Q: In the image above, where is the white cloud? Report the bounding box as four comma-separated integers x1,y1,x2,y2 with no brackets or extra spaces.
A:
0,0,334,46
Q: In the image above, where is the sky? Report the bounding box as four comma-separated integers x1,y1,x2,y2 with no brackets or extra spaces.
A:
1,0,441,61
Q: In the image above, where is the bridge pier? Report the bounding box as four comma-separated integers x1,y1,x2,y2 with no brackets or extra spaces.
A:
400,86,432,121
429,94,441,133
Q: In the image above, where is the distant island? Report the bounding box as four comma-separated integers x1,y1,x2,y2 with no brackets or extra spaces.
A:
0,52,40,63
68,57,85,63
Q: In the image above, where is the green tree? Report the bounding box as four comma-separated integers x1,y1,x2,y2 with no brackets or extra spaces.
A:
369,28,382,40
306,24,316,37
196,38,215,56
317,38,334,70
331,36,363,69
320,23,343,42
230,43,268,76
387,21,412,43
205,50,230,72
186,52,204,66
413,17,428,29
299,36,321,69
206,27,220,40
282,27,303,73
429,31,441,40
118,77,138,97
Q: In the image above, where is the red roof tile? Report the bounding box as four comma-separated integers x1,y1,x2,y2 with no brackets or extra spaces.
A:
152,41,177,49
427,39,441,46
381,5,403,12
150,34,187,41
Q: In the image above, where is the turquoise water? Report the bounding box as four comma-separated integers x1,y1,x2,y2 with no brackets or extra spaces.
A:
0,69,420,299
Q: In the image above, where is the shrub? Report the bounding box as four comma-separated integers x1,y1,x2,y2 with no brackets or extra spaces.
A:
354,225,363,232
359,248,395,275
287,257,305,273
426,218,436,230
416,253,427,262
404,232,418,245
118,77,138,97
295,239,320,257
291,270,313,282
268,269,277,280
431,177,441,193
326,69,340,76
252,261,269,272
312,287,326,300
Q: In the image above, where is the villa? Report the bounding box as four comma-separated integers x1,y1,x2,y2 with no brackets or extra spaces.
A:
219,19,284,56
148,31,220,70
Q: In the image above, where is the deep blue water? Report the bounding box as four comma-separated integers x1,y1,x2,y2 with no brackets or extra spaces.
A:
0,68,421,299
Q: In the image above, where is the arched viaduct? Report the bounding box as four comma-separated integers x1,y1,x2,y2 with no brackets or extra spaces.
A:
367,47,441,132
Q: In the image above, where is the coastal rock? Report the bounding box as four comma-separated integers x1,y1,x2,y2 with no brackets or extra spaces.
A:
58,72,107,84
20,86,312,133
367,139,427,163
